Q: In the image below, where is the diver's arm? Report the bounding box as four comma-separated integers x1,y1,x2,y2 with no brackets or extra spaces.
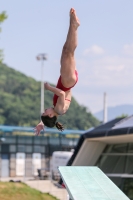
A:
34,121,44,136
44,82,65,97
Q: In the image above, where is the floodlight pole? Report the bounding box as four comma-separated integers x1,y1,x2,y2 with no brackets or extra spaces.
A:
103,92,107,123
0,137,5,181
36,54,47,115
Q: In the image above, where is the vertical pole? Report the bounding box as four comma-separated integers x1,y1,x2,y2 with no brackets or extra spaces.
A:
0,141,2,181
37,53,47,115
59,133,62,151
103,92,107,123
41,59,44,114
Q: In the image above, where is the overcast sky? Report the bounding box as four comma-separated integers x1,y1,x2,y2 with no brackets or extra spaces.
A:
1,0,133,113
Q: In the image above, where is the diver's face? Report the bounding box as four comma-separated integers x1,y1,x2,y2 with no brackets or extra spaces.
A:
41,107,55,118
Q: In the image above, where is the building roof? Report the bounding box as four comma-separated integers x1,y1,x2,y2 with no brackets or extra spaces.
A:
112,115,133,129
66,115,133,167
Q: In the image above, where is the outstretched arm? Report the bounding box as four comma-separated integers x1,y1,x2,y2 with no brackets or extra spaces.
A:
34,121,44,136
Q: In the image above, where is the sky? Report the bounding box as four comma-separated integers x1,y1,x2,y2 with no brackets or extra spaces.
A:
1,0,133,114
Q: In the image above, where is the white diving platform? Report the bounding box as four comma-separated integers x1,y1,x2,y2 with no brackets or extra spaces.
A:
58,166,130,200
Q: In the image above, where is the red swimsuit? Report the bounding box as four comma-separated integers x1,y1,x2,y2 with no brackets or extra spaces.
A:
53,70,78,107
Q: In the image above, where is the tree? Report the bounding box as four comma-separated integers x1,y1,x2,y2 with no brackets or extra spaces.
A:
0,11,7,62
116,114,128,119
0,63,100,129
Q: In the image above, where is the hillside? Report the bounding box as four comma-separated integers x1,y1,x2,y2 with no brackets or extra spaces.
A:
0,63,99,130
94,104,133,122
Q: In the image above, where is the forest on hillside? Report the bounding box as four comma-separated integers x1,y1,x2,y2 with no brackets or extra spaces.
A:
0,63,100,130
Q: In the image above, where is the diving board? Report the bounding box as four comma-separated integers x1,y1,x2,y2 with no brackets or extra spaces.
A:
58,166,129,200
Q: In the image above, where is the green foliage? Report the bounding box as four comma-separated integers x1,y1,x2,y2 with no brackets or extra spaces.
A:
0,182,58,200
0,11,8,62
116,114,128,119
0,63,99,129
0,11,7,24
0,49,3,62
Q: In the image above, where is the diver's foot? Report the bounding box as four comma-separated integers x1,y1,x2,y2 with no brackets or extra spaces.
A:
70,8,80,29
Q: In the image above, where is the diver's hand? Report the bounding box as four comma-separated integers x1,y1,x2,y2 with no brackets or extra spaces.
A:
44,82,51,90
33,121,44,136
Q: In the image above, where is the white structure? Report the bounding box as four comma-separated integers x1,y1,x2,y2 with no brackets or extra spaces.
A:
16,153,25,176
36,53,47,114
50,151,73,180
32,153,41,176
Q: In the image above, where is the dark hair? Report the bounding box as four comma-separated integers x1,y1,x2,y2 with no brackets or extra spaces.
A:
41,115,64,131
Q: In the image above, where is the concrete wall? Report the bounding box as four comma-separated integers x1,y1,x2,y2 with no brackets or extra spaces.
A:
72,140,106,166
10,154,16,177
0,153,46,177
25,154,32,177
41,154,45,168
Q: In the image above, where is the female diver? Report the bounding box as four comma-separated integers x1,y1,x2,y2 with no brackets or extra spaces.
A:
34,8,80,135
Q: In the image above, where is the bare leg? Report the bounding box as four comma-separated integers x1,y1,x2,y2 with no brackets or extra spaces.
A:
60,8,80,88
